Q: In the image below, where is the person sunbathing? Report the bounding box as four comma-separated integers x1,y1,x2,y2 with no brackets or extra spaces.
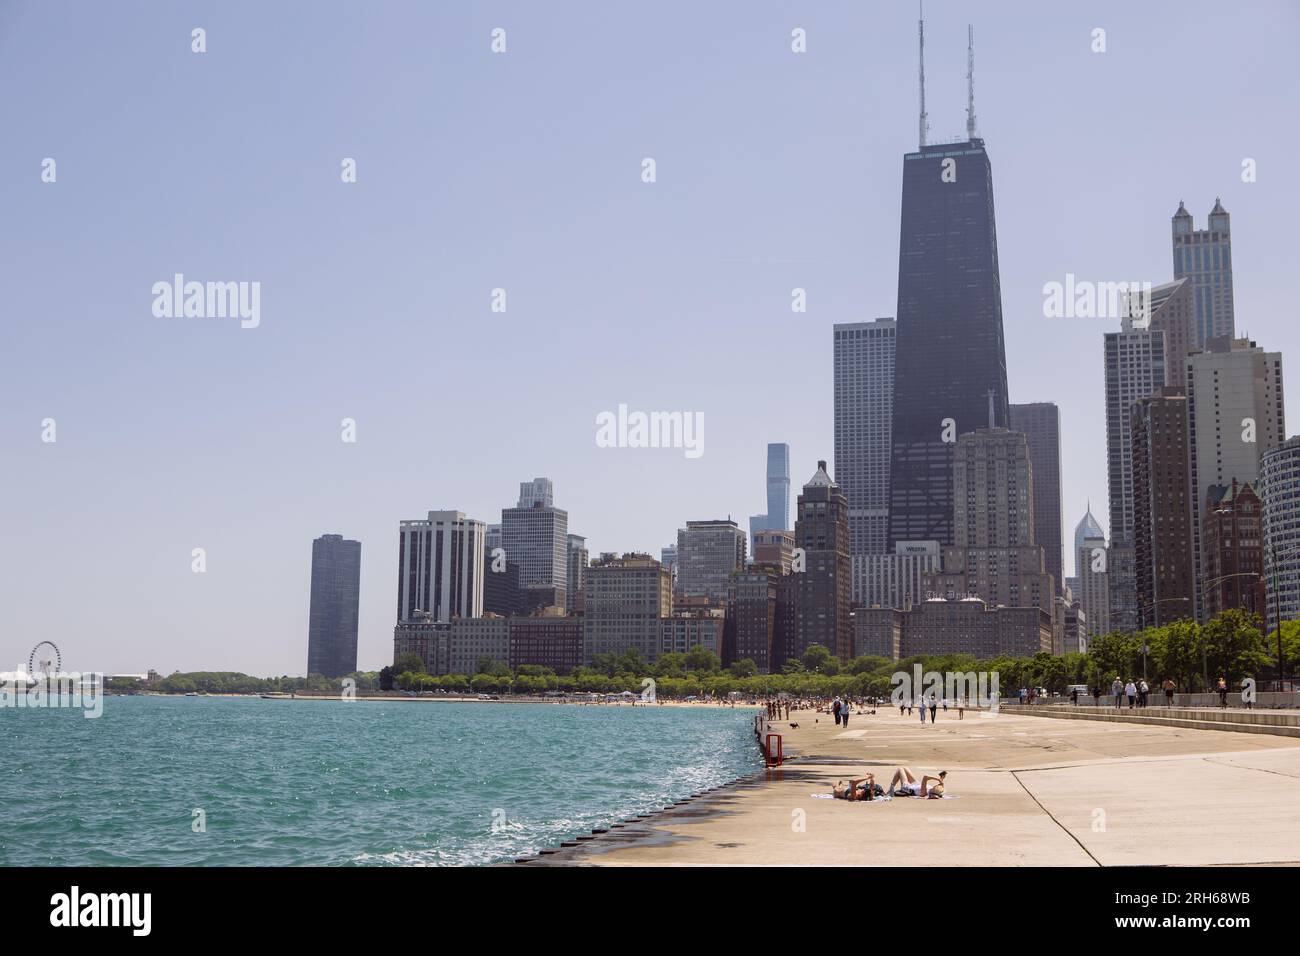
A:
887,767,946,798
832,773,877,801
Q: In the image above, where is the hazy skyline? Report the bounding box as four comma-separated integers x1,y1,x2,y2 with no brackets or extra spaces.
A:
4,1,1299,675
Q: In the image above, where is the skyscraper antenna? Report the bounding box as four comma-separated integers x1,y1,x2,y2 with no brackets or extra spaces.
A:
918,1,929,148
966,24,977,140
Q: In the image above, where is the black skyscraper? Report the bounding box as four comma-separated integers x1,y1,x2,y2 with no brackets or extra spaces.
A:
307,533,362,678
888,137,1009,548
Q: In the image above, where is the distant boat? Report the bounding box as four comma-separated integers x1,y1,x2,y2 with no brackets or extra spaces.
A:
184,692,198,697
260,692,292,699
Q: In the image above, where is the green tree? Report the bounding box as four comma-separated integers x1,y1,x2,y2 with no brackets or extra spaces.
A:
393,653,425,676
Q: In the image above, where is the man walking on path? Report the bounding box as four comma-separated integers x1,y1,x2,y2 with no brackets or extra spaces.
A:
1112,677,1124,710
1162,677,1175,706
928,695,938,723
841,699,852,728
1217,678,1229,708
1125,680,1137,709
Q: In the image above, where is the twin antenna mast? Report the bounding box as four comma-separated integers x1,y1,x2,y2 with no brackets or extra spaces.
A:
917,3,979,149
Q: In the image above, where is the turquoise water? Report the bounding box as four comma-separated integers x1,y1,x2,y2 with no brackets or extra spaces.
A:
1,696,761,866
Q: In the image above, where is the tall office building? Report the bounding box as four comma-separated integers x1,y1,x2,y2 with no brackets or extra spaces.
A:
583,553,673,663
566,534,588,615
833,319,896,558
676,519,746,605
748,443,792,552
926,428,1055,621
855,542,939,611
501,478,569,608
728,567,780,673
888,127,1010,547
1104,315,1167,633
793,461,852,660
1105,315,1168,549
1185,338,1286,620
1260,437,1300,637
397,511,486,623
1077,533,1111,640
1009,403,1063,592
1145,278,1196,380
1202,480,1266,622
306,533,362,678
1172,199,1235,348
1130,388,1195,627
1073,505,1106,576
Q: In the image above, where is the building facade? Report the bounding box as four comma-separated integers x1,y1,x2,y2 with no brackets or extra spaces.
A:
1260,437,1300,637
793,461,852,660
392,612,448,674
1185,337,1285,621
727,567,780,673
833,319,896,558
306,533,362,679
447,616,510,676
1009,402,1063,592
509,616,583,674
398,511,485,623
748,442,792,551
501,478,569,608
583,553,673,663
1172,199,1235,348
889,137,1010,549
1130,387,1195,628
1202,480,1266,622
565,534,587,615
854,597,1051,659
676,519,746,605
852,542,940,611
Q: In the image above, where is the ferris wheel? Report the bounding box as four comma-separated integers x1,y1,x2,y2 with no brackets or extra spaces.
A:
28,641,62,679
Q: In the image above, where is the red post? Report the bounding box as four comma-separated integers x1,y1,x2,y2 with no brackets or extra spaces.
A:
765,733,783,767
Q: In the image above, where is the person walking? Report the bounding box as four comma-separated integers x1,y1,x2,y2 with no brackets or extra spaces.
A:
1162,677,1175,707
1112,677,1125,710
1216,677,1229,708
1093,685,1102,708
928,694,938,723
1138,679,1149,708
841,698,852,728
1125,679,1137,709
832,696,842,726
919,700,927,723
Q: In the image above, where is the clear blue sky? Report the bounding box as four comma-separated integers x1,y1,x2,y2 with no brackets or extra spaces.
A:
3,1,1298,676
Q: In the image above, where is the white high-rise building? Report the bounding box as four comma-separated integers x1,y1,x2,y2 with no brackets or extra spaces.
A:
1185,338,1285,621
397,511,486,623
833,318,896,600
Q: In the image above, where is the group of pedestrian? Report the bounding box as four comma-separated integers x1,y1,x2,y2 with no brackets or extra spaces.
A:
1109,677,1153,709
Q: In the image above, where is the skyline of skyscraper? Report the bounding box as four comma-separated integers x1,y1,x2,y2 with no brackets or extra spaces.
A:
306,533,362,679
676,519,747,606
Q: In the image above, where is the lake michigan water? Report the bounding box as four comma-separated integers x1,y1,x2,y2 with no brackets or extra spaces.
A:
1,696,762,866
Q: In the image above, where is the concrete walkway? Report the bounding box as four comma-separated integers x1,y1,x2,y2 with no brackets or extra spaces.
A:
522,706,1300,866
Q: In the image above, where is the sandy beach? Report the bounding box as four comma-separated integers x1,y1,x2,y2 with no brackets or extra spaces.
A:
520,703,1300,866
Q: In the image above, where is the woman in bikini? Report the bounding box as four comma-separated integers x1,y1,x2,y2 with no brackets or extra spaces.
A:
887,767,946,798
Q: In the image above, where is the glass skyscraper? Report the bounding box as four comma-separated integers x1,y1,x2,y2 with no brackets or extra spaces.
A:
306,533,362,679
1172,199,1235,348
888,137,1009,548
